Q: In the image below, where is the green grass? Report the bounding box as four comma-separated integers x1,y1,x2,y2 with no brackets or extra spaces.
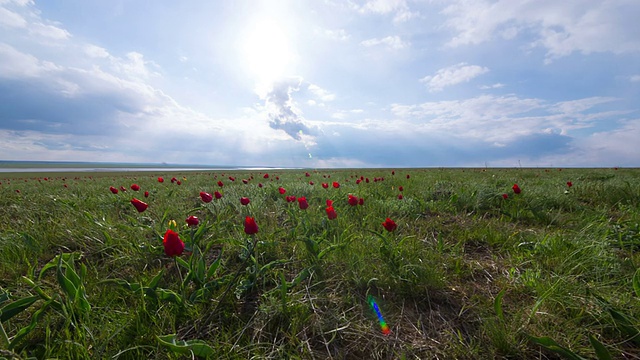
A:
0,168,639,359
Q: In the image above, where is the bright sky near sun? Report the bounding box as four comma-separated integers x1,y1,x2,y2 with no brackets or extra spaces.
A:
1,0,639,167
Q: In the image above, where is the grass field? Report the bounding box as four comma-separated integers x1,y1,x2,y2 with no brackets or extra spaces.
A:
1,168,639,359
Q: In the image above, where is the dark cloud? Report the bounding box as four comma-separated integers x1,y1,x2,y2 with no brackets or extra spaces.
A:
264,77,318,141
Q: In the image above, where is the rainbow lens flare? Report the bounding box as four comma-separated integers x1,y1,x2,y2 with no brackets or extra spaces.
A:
368,295,390,336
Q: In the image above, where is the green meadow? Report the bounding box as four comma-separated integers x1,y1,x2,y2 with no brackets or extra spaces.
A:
0,168,639,359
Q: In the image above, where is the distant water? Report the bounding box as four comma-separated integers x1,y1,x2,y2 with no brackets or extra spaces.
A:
0,161,284,173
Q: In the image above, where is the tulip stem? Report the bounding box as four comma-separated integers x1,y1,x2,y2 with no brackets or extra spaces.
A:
196,235,258,337
0,321,10,349
174,257,183,287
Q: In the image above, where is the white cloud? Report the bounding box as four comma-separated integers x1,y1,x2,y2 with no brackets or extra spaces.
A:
420,63,489,92
390,94,625,144
360,35,409,50
355,0,419,23
631,75,640,82
84,45,109,58
442,0,640,62
0,6,26,27
29,22,70,40
479,83,505,90
307,83,336,102
0,43,61,78
318,28,350,41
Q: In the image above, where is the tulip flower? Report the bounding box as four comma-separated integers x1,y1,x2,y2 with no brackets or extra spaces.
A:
326,206,337,220
131,184,140,191
158,177,164,183
228,176,235,181
567,181,572,187
144,191,149,198
332,182,340,188
217,181,224,187
163,229,185,257
305,172,310,177
130,198,148,213
512,184,521,194
200,191,213,203
358,197,364,206
326,199,333,207
348,194,358,206
278,187,286,194
322,183,329,189
214,191,222,199
398,194,403,200
186,215,199,227
298,197,309,210
502,193,508,199
109,186,119,194
244,216,259,235
263,173,269,179
240,197,250,205
309,181,314,185
120,186,127,192
398,186,404,192
382,218,397,232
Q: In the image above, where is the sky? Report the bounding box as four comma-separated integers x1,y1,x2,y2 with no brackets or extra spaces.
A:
1,0,639,168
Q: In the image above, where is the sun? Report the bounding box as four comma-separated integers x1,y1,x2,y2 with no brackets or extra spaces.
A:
240,17,294,94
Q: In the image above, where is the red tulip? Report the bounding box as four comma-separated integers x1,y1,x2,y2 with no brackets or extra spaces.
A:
332,182,340,188
398,194,403,200
512,184,521,194
305,172,310,177
502,193,508,199
186,215,199,227
244,216,258,235
278,187,286,194
309,181,314,185
214,191,222,199
326,206,337,220
163,229,185,257
229,176,235,181
200,191,213,203
382,218,397,232
158,177,164,183
171,177,177,183
120,186,127,192
322,183,329,189
242,179,248,184
356,179,361,184
176,181,181,185
326,199,333,207
131,184,140,191
398,186,404,192
263,173,269,179
217,181,224,187
358,197,364,206
130,198,148,213
406,174,410,179
258,183,263,188
348,194,358,206
276,176,280,180
298,197,309,210
365,178,370,183
566,181,572,187
240,197,250,205
286,195,296,203
109,186,119,194
144,191,149,198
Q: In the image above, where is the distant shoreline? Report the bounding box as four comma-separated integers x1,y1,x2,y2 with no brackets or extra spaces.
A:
0,161,289,173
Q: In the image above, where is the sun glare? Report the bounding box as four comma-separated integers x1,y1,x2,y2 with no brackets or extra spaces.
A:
240,18,294,94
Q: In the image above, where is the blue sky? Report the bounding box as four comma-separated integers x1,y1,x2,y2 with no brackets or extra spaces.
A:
1,0,639,167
